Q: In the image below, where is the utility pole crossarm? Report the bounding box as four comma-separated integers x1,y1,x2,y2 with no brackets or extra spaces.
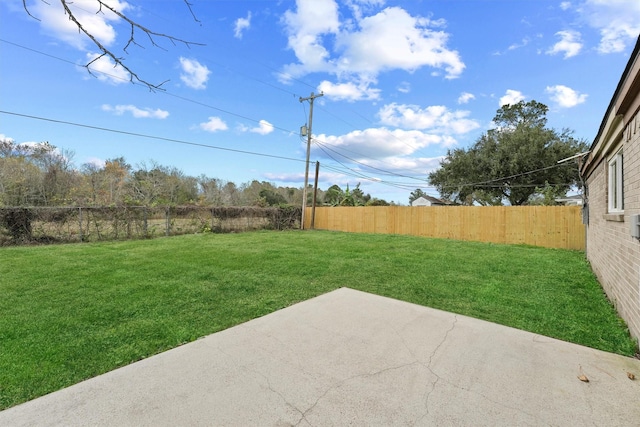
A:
299,91,323,230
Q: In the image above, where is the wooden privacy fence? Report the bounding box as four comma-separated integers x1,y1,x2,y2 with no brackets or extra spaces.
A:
305,205,585,250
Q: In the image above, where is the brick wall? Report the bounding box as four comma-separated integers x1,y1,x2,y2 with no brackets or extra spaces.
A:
586,114,640,343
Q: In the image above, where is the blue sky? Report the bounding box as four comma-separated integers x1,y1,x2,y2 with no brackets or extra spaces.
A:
1,0,639,204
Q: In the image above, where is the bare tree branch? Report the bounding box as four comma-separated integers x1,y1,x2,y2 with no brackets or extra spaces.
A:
23,0,205,91
183,0,201,25
22,0,43,21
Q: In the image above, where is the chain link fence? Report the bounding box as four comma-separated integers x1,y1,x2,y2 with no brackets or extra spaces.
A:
0,206,301,245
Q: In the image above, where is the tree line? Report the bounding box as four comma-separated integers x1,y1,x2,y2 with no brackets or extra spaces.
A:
1,101,586,208
0,138,394,208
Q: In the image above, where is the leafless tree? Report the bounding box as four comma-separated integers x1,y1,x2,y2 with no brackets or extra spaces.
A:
22,0,204,90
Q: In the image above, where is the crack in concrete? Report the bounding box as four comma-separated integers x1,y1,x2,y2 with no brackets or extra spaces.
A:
444,378,544,424
422,315,458,416
410,317,544,424
241,363,310,426
215,312,545,425
295,360,425,425
214,344,310,426
256,372,309,426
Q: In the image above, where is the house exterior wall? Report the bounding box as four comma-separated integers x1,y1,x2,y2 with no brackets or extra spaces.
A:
583,36,640,344
585,112,640,343
411,197,433,207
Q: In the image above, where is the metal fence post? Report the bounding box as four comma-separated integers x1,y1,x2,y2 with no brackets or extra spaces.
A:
165,207,170,236
143,207,148,237
78,207,83,242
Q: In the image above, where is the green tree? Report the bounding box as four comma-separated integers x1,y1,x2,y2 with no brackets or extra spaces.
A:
222,181,241,206
528,181,565,206
78,157,132,206
323,183,370,206
0,139,77,206
428,101,588,205
0,156,42,206
366,198,390,206
351,184,371,205
259,189,288,206
130,162,197,206
323,184,344,206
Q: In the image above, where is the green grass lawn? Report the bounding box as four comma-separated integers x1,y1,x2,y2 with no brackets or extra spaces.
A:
1,230,636,410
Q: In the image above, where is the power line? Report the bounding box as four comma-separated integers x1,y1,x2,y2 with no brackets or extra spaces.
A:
0,110,306,164
314,145,377,182
442,163,572,189
0,38,443,182
313,139,429,183
0,37,436,186
2,109,572,199
0,39,579,196
308,131,420,175
0,38,301,134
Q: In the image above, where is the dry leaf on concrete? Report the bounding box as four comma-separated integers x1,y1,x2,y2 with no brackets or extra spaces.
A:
577,374,589,382
627,372,636,380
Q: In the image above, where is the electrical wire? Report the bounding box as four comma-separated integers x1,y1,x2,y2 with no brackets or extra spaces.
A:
314,145,378,182
0,37,437,184
0,39,580,195
0,110,306,164
439,163,573,189
313,139,430,182
0,38,300,134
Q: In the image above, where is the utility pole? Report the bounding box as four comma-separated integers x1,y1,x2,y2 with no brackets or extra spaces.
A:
299,91,323,229
311,161,320,229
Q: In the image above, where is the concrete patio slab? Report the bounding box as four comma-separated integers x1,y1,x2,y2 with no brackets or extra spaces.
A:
1,287,639,426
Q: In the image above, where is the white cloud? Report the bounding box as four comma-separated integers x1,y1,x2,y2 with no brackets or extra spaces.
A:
508,37,530,52
318,80,381,101
378,103,480,135
250,120,275,135
84,52,129,84
102,104,169,119
0,134,15,144
16,142,67,162
262,171,305,183
234,12,252,39
355,156,443,176
281,1,464,97
315,128,455,160
199,116,228,132
84,157,106,168
547,30,583,58
545,85,588,108
578,0,640,53
317,155,443,184
179,57,211,90
493,35,543,56
560,2,572,11
397,82,411,93
335,7,465,78
30,0,130,50
457,92,475,104
281,0,340,74
344,0,386,22
499,89,526,106
264,170,348,184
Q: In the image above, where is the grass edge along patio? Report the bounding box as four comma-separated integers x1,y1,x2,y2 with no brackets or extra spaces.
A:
1,230,637,410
